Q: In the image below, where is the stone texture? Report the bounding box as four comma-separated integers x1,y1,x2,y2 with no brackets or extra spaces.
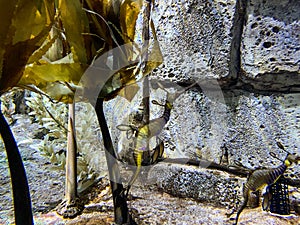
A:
151,0,236,83
241,0,300,91
148,163,244,210
159,87,228,163
223,91,300,179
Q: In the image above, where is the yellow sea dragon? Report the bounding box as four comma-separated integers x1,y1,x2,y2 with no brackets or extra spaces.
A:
118,82,196,196
232,142,300,225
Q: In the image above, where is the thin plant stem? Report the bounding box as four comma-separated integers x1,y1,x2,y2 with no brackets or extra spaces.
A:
95,98,134,224
0,100,33,225
65,102,78,203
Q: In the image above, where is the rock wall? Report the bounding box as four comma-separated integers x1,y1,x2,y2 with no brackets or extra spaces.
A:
147,0,300,169
104,0,300,208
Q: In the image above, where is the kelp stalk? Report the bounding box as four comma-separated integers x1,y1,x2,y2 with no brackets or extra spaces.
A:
95,98,133,224
65,102,78,204
0,101,33,225
141,0,152,160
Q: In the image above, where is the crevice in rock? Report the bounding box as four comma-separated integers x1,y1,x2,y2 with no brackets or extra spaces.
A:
227,0,247,86
224,79,300,95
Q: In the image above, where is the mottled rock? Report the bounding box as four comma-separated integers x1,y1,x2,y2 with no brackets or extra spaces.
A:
223,91,300,178
160,88,228,163
241,0,300,91
151,0,236,83
148,163,244,210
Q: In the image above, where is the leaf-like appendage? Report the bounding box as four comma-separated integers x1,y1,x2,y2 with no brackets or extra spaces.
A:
19,63,88,103
120,0,143,43
0,0,54,94
0,0,17,83
58,0,89,64
13,0,162,104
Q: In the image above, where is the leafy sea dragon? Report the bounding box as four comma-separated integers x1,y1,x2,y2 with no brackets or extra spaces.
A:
117,82,196,196
232,142,300,225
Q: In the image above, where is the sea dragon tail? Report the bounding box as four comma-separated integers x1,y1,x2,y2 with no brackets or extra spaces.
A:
126,150,143,196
